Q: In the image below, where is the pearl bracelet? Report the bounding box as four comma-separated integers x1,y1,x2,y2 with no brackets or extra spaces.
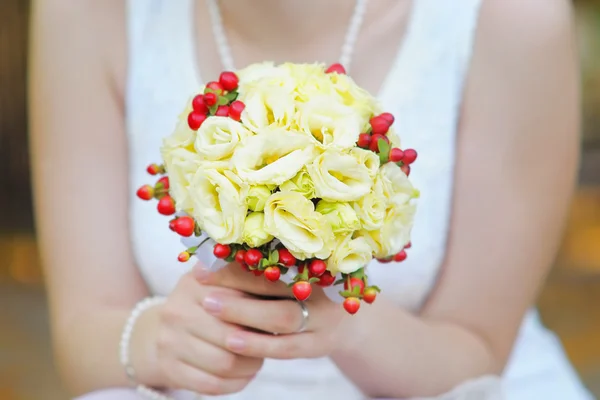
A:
119,296,174,400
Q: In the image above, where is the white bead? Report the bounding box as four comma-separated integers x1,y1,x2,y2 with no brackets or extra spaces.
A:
119,296,171,400
205,0,369,72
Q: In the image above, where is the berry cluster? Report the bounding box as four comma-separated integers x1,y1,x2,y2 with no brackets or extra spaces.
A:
136,165,177,216
357,113,418,176
187,71,246,131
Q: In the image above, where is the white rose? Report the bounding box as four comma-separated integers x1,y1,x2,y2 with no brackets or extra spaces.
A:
377,162,420,206
279,169,316,199
296,96,363,149
160,147,202,212
189,168,248,244
349,147,381,178
232,127,318,185
237,62,287,85
326,234,373,275
263,191,334,260
161,100,196,151
307,149,372,201
315,200,360,234
242,212,274,247
194,117,252,161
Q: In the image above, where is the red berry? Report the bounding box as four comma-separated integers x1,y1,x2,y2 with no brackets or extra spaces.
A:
376,257,393,263
203,92,218,107
325,63,346,74
404,241,412,249
229,100,245,121
168,219,177,231
369,134,389,152
219,71,239,91
297,263,306,274
253,269,263,276
157,195,176,215
244,249,263,266
178,251,191,262
380,112,395,125
400,164,411,176
344,277,365,295
370,116,390,135
156,176,170,190
192,95,209,114
213,244,231,259
172,216,195,237
215,105,229,117
402,149,418,165
264,266,281,282
316,271,336,287
146,164,161,175
240,262,250,271
292,281,312,301
357,133,372,149
343,297,361,315
389,148,404,163
235,250,247,264
363,288,377,304
308,259,327,277
188,111,207,130
277,248,296,266
206,81,224,95
393,250,407,262
136,185,154,201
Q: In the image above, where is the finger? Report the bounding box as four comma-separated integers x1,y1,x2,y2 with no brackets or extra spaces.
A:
222,330,324,360
197,262,290,298
167,360,251,395
176,335,263,379
203,292,307,335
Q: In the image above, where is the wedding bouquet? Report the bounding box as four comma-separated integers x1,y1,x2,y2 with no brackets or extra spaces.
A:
136,62,419,314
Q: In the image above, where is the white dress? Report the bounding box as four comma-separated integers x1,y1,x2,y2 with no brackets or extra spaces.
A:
125,1,595,399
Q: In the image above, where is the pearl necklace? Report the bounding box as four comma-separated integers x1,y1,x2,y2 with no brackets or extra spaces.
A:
206,0,369,72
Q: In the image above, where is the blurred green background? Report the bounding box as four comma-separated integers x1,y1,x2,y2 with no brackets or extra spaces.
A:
1,1,600,399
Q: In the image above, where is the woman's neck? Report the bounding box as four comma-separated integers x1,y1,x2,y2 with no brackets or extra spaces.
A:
219,0,358,45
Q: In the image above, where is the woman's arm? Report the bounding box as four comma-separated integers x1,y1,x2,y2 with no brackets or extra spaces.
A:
29,0,153,393
329,0,580,396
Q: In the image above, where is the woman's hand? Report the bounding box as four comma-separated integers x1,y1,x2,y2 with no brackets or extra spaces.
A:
196,263,347,360
140,268,265,395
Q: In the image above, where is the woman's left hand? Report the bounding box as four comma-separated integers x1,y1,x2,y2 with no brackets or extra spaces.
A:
194,262,346,360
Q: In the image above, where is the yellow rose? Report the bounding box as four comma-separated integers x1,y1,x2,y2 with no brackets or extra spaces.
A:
357,202,416,258
194,116,252,161
349,147,381,179
329,73,381,123
279,169,315,198
326,234,373,275
189,168,248,244
263,191,334,260
242,212,274,247
160,147,202,212
239,85,296,133
377,163,420,206
232,127,318,185
246,185,272,212
315,200,360,234
296,96,363,149
307,149,372,201
352,180,387,230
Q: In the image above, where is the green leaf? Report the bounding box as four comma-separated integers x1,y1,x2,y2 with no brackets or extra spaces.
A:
334,278,345,286
338,290,352,298
217,96,229,106
369,285,382,293
378,139,390,164
268,250,279,265
352,286,362,296
209,105,218,115
224,91,238,102
279,266,289,275
259,258,269,269
351,268,365,279
308,277,320,284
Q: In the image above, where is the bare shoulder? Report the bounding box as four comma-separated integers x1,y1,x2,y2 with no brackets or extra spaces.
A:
31,0,127,96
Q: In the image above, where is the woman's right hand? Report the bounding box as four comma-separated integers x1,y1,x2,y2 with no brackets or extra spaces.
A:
134,266,264,395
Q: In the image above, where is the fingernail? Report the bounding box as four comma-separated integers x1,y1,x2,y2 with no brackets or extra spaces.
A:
203,296,222,314
226,335,246,351
193,265,211,283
